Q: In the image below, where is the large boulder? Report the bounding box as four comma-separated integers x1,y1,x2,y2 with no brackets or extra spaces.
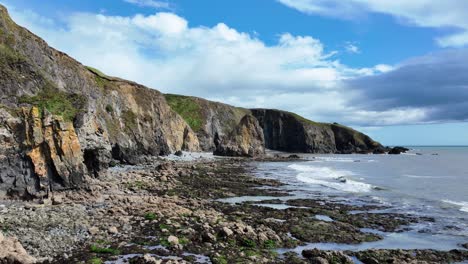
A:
0,233,37,264
214,115,265,157
388,146,409,155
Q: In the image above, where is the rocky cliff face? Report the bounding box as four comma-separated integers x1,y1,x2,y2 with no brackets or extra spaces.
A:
252,109,384,154
251,109,337,153
165,94,250,151
214,115,265,157
0,5,198,197
164,96,384,155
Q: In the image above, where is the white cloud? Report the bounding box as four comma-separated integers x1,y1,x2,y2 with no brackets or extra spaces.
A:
277,0,468,47
124,0,170,9
345,43,360,54
5,6,430,127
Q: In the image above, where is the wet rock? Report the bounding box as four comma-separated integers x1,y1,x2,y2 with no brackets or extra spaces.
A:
221,227,234,237
174,150,183,157
302,249,353,264
167,235,179,245
108,226,118,234
388,146,410,155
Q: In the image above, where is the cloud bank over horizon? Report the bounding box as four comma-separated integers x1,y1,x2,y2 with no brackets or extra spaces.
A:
3,2,467,128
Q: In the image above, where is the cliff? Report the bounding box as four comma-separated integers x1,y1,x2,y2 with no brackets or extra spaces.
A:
164,95,384,155
0,5,198,197
0,5,383,198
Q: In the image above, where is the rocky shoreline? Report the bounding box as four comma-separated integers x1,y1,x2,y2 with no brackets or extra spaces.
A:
1,154,467,264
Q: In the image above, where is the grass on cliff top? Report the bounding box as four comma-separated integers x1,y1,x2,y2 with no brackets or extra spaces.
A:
85,66,108,78
165,94,204,132
19,84,86,122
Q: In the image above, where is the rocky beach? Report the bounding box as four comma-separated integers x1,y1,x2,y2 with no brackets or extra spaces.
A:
1,153,467,264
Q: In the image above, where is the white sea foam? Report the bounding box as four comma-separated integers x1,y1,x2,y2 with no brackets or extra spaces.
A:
288,164,354,178
443,200,468,213
290,164,374,193
314,157,356,162
403,174,442,179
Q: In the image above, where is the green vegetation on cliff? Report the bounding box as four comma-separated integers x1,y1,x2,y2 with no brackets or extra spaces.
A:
165,94,204,132
18,84,86,122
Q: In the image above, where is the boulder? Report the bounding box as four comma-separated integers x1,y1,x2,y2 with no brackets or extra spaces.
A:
0,233,37,264
214,115,265,157
388,146,410,155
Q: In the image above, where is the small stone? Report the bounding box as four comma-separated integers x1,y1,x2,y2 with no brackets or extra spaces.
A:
108,226,118,234
143,254,160,264
160,176,168,182
167,235,179,245
88,227,99,235
222,227,234,237
52,195,63,205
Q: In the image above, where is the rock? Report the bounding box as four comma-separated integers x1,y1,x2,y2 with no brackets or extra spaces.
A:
388,146,410,155
221,227,234,237
0,233,37,264
174,150,183,157
462,243,468,249
51,194,64,205
287,154,301,159
108,226,118,234
88,226,99,235
143,254,161,264
214,115,265,157
167,235,179,245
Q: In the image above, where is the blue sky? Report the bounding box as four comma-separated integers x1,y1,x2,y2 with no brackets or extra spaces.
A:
2,0,468,146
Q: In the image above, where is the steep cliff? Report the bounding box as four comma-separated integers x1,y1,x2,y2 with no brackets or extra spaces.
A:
164,96,384,155
165,94,250,151
0,5,199,197
252,109,383,154
214,115,265,157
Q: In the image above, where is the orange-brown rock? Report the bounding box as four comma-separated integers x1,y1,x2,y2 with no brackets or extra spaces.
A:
214,115,265,157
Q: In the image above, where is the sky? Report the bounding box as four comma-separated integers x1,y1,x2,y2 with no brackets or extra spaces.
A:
1,0,467,146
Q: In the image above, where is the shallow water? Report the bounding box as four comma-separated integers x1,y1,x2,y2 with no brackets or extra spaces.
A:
253,147,468,250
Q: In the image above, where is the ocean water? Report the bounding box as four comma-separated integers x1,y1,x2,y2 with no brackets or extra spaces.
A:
253,147,468,250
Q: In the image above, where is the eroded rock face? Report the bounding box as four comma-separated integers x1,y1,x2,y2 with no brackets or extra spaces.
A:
214,115,265,157
252,109,337,153
0,107,87,198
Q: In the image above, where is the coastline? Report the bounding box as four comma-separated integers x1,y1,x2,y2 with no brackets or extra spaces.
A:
1,154,467,263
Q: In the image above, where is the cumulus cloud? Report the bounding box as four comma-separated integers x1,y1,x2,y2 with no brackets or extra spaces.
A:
4,4,462,127
277,0,468,47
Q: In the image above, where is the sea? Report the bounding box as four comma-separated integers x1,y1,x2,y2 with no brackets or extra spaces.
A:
247,147,468,252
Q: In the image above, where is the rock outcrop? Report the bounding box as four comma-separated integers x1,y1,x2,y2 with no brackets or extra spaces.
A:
214,115,265,157
388,146,409,155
